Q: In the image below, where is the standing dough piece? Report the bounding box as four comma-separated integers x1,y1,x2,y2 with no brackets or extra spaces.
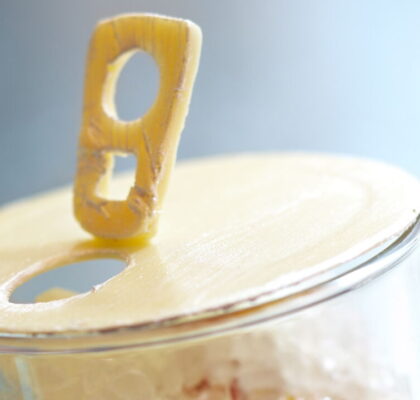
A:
74,14,202,239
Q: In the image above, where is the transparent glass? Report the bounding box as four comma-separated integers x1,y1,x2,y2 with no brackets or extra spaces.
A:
0,222,419,400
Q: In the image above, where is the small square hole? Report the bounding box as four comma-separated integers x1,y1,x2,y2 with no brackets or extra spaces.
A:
98,152,137,201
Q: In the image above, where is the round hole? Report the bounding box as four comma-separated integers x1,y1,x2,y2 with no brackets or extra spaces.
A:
107,50,159,122
10,258,127,304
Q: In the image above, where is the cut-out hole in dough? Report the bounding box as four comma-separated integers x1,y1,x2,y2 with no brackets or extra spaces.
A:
103,50,159,122
95,152,137,201
10,258,126,304
109,152,136,201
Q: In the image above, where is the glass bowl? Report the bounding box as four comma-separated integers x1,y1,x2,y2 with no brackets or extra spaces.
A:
0,219,419,400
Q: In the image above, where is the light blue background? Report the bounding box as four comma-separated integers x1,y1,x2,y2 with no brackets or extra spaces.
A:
1,0,419,206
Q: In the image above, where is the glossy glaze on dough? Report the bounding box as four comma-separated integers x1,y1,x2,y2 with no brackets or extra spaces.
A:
0,153,418,333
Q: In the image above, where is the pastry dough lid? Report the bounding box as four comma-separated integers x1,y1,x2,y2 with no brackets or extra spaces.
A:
0,153,418,333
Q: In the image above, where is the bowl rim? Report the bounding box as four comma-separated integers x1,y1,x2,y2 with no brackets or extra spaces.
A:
0,216,418,354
